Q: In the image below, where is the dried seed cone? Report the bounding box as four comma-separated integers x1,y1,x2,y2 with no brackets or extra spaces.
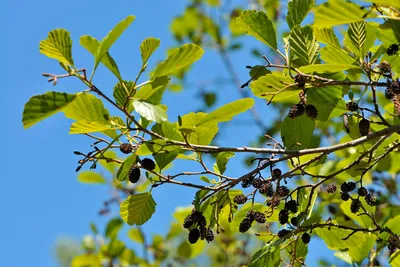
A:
233,194,248,205
358,119,370,136
128,167,141,183
346,102,358,112
305,105,318,119
120,143,133,154
277,229,291,238
188,229,200,244
387,44,399,56
301,233,311,244
379,61,391,74
350,199,361,213
327,184,337,193
141,158,156,171
288,104,305,119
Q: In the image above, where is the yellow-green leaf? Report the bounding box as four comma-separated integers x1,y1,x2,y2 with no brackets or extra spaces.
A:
140,37,160,65
120,192,156,226
128,228,145,244
77,171,106,184
40,29,74,66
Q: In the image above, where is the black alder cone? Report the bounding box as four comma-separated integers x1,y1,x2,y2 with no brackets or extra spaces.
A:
259,181,274,197
288,104,305,119
233,194,248,205
205,228,214,242
279,209,289,225
277,186,289,197
291,217,298,226
302,233,311,244
239,217,253,233
183,214,194,229
278,229,291,238
341,192,350,201
120,143,133,154
141,158,156,171
341,182,356,193
359,118,370,136
188,228,201,244
305,105,318,119
365,193,376,206
272,168,282,179
386,87,395,100
358,187,368,197
350,198,362,213
252,178,264,189
128,167,141,183
387,44,399,56
294,75,306,88
327,184,337,193
390,80,400,94
346,102,358,112
379,61,391,74
254,211,266,224
285,200,298,213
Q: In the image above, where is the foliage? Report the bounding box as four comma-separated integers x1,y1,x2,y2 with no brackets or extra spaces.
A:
24,0,400,266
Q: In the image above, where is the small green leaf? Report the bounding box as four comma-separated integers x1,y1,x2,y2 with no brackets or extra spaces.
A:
72,254,101,267
196,98,255,126
154,149,180,171
80,35,122,80
105,218,123,238
236,10,277,49
344,22,377,59
307,85,347,121
286,0,314,29
249,65,271,81
314,0,375,27
98,150,119,173
134,76,170,104
281,115,315,150
361,0,400,9
289,26,319,66
200,176,211,183
213,152,235,175
22,91,77,129
39,29,74,66
113,81,135,110
132,99,168,123
179,113,219,145
249,241,281,267
313,27,341,49
120,192,156,226
127,228,145,244
95,15,135,70
77,171,106,184
152,44,204,79
140,37,160,65
117,154,137,181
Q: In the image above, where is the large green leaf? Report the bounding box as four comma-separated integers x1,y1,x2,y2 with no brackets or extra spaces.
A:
152,44,204,79
236,10,277,49
196,98,255,126
77,171,106,184
281,115,315,150
378,20,400,45
250,73,301,103
313,27,341,49
179,112,219,145
22,91,77,129
132,99,168,123
286,0,314,29
249,241,281,267
213,152,235,175
140,37,160,65
319,46,357,64
39,29,74,66
154,149,180,171
134,76,170,105
361,0,400,9
120,192,156,226
80,35,122,80
116,154,137,181
307,86,347,121
298,64,359,73
95,15,135,70
63,93,116,136
314,0,375,27
344,22,377,58
289,25,319,66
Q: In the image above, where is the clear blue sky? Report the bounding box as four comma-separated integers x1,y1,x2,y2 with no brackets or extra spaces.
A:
2,1,339,266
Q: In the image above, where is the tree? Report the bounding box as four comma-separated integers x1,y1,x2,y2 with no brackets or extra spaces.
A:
22,0,400,266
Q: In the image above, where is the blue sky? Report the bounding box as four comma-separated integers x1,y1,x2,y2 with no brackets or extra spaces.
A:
1,0,339,266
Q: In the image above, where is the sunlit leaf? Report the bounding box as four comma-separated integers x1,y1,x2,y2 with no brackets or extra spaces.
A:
281,115,315,150
286,0,314,29
77,171,106,184
120,192,156,226
40,29,74,66
140,37,160,65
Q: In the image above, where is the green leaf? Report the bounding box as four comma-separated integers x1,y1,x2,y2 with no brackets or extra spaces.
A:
289,26,319,66
95,15,135,70
286,0,314,29
105,218,123,238
236,10,277,49
77,171,106,184
313,27,341,49
134,76,170,104
249,241,281,267
250,73,301,103
132,99,168,123
117,154,137,181
72,254,101,267
314,0,375,27
378,20,400,45
213,152,235,175
177,240,205,259
63,93,116,136
384,215,400,235
340,197,375,228
298,187,318,218
196,98,255,126
113,81,135,111
22,91,77,129
281,115,315,150
179,113,219,145
344,22,377,59
320,46,357,64
298,64,359,73
361,0,400,9
152,44,204,79
140,37,160,65
249,65,271,81
390,250,400,267
80,35,122,80
39,29,74,66
127,228,145,244
98,150,119,173
154,149,180,171
307,85,347,121
120,192,156,226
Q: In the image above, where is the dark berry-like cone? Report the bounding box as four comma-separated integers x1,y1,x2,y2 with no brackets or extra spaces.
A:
346,102,358,112
285,200,298,213
252,178,263,189
239,218,253,233
183,214,194,229
288,104,305,119
359,118,370,136
259,181,273,196
390,80,400,94
188,229,200,244
387,44,399,56
141,158,156,171
277,186,289,197
291,217,298,226
295,75,306,88
386,87,395,100
254,212,266,224
277,229,291,238
301,233,311,244
350,199,361,213
233,194,248,205
365,193,376,206
272,168,282,179
358,187,368,197
341,192,350,201
279,209,289,225
379,61,391,74
120,143,133,154
305,105,318,119
270,196,281,207
128,167,141,183
205,228,214,242
327,184,337,193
